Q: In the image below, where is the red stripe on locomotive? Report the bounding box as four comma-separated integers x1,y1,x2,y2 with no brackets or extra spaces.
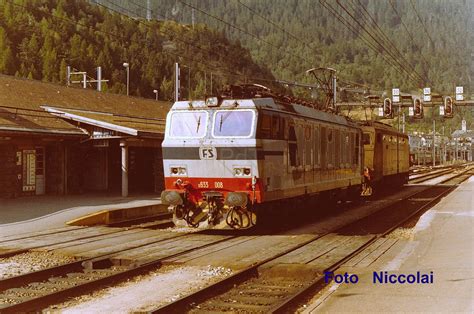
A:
164,177,263,203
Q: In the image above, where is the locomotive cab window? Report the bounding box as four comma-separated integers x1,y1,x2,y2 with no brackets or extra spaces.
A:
213,110,255,137
169,111,208,138
272,115,284,139
257,112,272,138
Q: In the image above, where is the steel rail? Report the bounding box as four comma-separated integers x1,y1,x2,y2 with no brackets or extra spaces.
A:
0,231,235,295
150,185,451,313
270,185,455,312
0,232,237,313
438,167,474,185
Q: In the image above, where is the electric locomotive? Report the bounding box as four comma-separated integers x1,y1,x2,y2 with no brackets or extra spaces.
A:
361,121,409,191
161,84,363,229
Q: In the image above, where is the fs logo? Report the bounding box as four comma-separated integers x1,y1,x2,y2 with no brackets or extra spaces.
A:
200,147,217,160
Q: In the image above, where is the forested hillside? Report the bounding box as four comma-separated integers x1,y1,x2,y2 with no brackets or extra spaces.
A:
0,0,472,132
108,0,473,132
117,0,472,94
0,0,275,100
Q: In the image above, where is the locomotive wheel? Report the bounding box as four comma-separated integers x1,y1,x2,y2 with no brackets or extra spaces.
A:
225,206,256,229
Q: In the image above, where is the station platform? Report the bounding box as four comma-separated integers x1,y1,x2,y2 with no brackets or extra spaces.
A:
0,194,162,238
304,177,474,312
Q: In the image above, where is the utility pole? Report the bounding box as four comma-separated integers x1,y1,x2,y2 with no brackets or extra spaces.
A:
192,8,195,30
402,112,405,133
146,0,151,21
123,62,130,96
188,66,191,100
97,66,102,91
397,105,400,132
67,66,108,91
175,62,180,102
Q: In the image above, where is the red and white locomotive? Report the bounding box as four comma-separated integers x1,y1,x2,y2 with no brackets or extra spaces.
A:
161,84,364,229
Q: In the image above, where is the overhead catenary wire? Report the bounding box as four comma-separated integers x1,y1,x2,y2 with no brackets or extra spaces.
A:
98,0,317,88
349,0,429,83
319,0,407,79
333,0,425,86
388,0,432,71
330,0,421,85
409,0,436,48
177,0,314,68
318,0,413,84
114,0,334,91
5,0,297,97
99,0,388,97
235,0,301,43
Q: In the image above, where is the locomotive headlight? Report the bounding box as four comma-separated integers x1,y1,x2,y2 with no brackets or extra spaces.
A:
233,167,251,176
205,96,219,107
170,166,187,176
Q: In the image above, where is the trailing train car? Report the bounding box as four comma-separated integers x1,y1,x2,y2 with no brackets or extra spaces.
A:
361,121,409,189
161,84,363,229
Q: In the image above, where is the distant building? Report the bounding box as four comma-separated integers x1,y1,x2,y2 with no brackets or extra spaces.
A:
450,129,473,162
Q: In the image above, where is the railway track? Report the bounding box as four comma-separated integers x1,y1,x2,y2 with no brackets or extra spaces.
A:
408,163,472,184
0,180,464,312
439,167,474,185
0,228,234,313
151,185,454,313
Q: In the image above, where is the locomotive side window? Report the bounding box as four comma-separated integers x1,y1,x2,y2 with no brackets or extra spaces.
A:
343,132,350,167
304,125,312,169
213,110,255,137
272,115,284,139
327,129,335,168
350,132,355,165
354,133,360,165
314,125,320,168
258,112,272,138
169,111,208,138
335,129,340,168
321,126,327,169
296,124,304,168
288,124,298,167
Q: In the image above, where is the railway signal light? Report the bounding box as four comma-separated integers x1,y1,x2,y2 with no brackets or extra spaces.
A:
444,96,454,118
413,98,423,119
383,98,393,118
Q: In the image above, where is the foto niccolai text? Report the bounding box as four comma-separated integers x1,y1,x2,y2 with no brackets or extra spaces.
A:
324,271,434,284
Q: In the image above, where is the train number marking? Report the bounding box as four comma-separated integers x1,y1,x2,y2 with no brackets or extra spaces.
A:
198,181,209,188
214,182,224,188
200,147,217,160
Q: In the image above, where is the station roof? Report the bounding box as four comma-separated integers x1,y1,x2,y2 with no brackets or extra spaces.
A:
0,74,171,137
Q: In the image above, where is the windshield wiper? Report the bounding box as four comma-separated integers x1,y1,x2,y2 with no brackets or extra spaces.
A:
196,116,201,133
219,115,223,131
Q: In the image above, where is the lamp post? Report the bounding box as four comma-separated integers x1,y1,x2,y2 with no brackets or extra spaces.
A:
153,89,158,101
123,62,129,96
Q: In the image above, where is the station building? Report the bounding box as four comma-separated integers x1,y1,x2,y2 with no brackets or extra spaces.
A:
0,74,171,198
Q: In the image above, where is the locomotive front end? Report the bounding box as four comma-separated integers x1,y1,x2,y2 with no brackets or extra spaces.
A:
161,98,260,229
